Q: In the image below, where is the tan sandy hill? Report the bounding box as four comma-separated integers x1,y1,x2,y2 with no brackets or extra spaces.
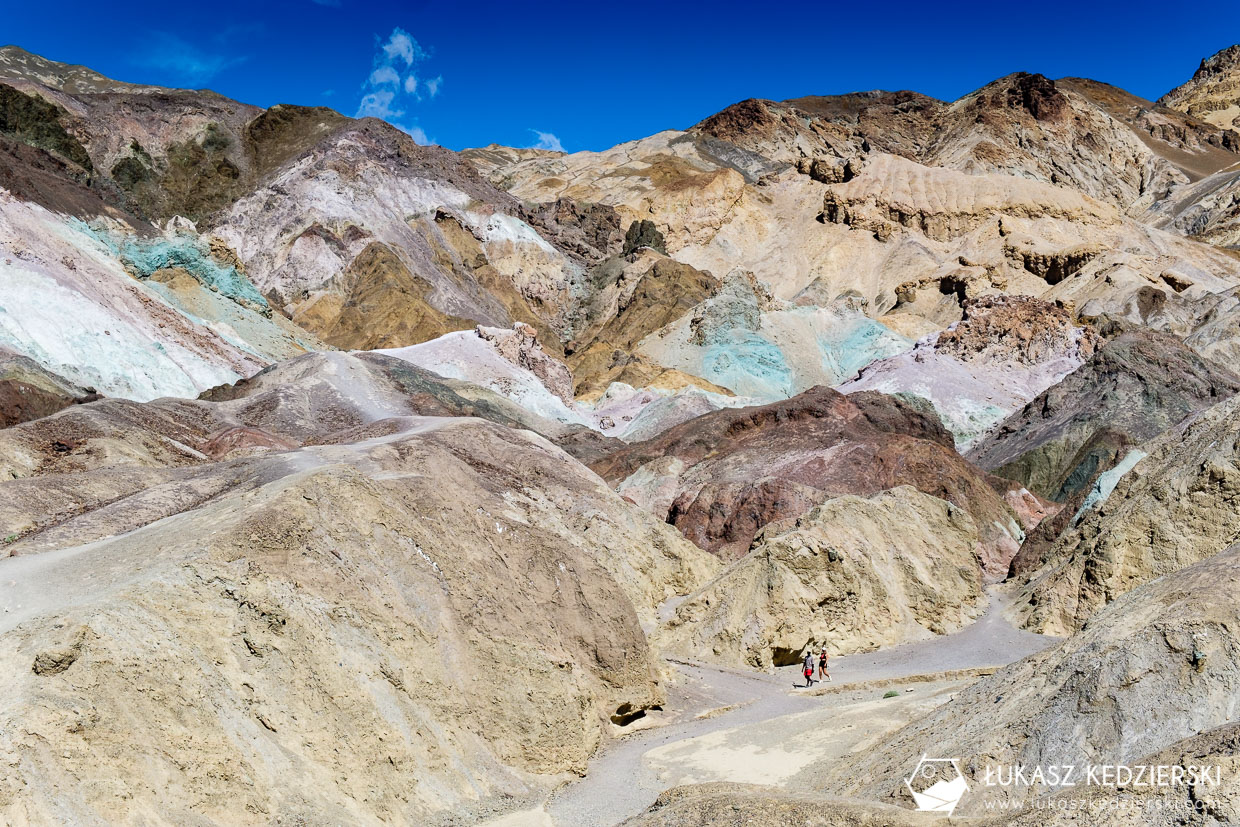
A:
0,352,718,825
821,545,1240,816
1006,387,1240,636
1160,44,1240,130
656,486,985,667
969,326,1240,502
0,419,708,824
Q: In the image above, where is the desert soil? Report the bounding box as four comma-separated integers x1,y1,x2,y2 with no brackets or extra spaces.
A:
481,588,1056,827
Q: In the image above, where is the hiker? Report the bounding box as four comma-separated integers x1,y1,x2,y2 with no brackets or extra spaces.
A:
802,650,816,687
818,648,831,682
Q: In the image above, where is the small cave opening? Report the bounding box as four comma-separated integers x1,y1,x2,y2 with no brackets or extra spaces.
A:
938,276,969,304
770,643,812,667
611,703,649,727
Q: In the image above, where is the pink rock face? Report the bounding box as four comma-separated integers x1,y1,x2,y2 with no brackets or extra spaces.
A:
202,426,300,460
592,386,1051,571
840,295,1100,449
477,323,576,405
1003,487,1061,532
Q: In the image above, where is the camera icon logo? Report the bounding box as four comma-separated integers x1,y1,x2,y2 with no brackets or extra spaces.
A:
904,755,969,815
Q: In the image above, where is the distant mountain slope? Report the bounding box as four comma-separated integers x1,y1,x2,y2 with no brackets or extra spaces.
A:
1159,44,1240,129
969,327,1240,501
0,47,626,403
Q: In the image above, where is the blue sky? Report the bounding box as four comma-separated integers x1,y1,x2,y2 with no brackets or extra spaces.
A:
5,1,1240,152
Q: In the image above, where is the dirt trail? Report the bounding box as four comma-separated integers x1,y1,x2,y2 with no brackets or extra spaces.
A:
0,416,463,637
540,587,1058,827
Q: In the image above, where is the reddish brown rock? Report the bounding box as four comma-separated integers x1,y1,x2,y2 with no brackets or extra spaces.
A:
591,386,1045,574
0,349,100,429
934,295,1098,365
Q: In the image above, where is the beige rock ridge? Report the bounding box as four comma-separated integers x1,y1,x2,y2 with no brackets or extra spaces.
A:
822,545,1240,816
813,153,1240,330
656,487,985,668
0,406,718,824
1160,44,1240,130
1008,388,1240,636
819,153,1116,242
482,133,1240,354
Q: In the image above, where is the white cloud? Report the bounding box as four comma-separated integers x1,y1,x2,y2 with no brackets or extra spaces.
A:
382,29,425,67
370,66,400,87
528,130,565,152
357,90,402,120
355,26,441,139
401,125,431,145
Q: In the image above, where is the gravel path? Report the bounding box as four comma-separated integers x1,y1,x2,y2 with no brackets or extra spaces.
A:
543,587,1058,827
816,586,1056,685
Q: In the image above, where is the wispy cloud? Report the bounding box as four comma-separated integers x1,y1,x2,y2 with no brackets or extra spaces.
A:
528,130,565,152
370,66,401,87
133,32,246,86
402,125,431,145
383,29,426,66
355,27,439,144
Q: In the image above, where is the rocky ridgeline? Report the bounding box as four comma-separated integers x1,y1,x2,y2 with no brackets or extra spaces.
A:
2,40,1240,826
1160,44,1240,128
